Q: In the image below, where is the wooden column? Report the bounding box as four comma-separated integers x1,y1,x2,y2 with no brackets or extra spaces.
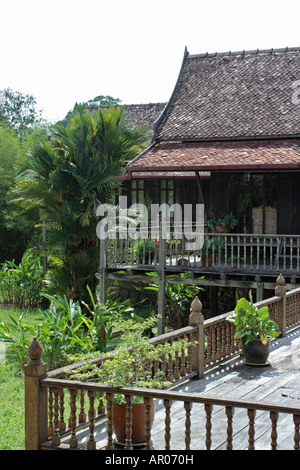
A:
157,225,166,335
24,338,48,450
256,276,264,302
99,237,107,304
275,273,286,337
189,296,205,378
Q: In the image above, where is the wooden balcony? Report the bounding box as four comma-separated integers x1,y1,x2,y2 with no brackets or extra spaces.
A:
24,278,300,451
105,231,300,277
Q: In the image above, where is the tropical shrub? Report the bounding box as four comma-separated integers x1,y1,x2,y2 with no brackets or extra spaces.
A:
135,272,202,329
9,105,148,301
0,287,122,368
0,251,44,308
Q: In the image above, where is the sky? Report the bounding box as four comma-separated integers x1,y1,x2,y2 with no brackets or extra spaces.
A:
1,0,300,123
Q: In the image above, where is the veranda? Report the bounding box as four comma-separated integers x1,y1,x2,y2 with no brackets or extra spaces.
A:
24,275,300,451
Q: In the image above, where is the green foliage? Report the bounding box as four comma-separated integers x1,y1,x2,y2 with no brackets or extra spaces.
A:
0,251,44,308
65,314,190,403
0,288,134,369
207,212,238,231
86,95,122,108
9,104,148,300
201,237,225,256
0,88,43,137
226,291,279,345
0,124,39,263
136,272,201,328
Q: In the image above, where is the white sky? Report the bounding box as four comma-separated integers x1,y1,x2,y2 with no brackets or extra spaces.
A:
1,0,300,123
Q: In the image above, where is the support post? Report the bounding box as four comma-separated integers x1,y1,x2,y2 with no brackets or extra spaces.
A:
99,237,107,304
157,225,166,335
189,296,205,378
256,275,264,302
275,273,286,337
24,338,48,450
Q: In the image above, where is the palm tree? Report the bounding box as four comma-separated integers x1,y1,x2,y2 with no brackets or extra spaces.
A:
9,104,148,299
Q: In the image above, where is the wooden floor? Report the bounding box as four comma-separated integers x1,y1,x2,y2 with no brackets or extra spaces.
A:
59,328,300,451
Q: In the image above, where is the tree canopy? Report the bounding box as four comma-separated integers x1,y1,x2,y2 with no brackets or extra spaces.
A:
9,104,148,299
0,88,43,137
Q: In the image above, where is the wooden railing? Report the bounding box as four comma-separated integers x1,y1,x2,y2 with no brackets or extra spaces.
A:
24,275,300,450
105,230,300,275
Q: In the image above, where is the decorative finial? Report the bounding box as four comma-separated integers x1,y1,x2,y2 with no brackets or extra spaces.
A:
276,273,285,287
27,338,43,365
191,296,202,313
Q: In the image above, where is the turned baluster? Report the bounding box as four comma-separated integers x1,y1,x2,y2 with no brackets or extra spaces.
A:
161,354,167,380
247,408,256,450
206,327,211,365
186,341,192,374
164,398,172,450
226,406,234,450
211,327,216,363
270,411,278,450
59,388,66,432
294,414,300,450
180,340,186,376
205,403,212,450
174,349,180,379
87,390,96,450
144,397,153,450
69,389,78,448
50,387,61,446
48,390,53,436
106,392,114,450
79,389,86,423
167,341,173,382
124,395,133,450
221,323,226,358
98,392,105,415
184,401,192,450
225,322,231,356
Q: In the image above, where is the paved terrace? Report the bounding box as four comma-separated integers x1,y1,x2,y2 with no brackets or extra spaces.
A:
59,327,300,451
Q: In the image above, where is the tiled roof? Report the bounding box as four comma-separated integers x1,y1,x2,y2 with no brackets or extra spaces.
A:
117,170,210,180
154,47,300,141
127,140,300,172
122,103,166,135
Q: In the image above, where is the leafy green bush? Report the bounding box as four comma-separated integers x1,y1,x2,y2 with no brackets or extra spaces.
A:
135,272,202,329
226,291,279,345
0,287,121,369
0,251,44,308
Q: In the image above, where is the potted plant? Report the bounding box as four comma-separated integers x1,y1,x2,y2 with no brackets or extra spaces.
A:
226,292,279,365
207,212,238,233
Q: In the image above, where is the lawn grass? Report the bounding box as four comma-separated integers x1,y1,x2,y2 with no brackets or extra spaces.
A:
0,306,39,450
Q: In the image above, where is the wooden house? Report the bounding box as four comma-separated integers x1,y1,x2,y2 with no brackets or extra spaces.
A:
100,47,300,322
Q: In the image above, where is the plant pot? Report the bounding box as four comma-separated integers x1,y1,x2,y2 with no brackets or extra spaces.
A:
241,339,271,366
212,225,230,233
112,401,155,446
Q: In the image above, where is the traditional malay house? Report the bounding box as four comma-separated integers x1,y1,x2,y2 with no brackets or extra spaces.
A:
100,46,300,321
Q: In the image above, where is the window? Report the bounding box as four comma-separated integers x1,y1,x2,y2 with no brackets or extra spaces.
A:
131,180,144,205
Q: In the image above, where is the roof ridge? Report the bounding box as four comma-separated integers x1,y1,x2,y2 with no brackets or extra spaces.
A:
188,46,300,59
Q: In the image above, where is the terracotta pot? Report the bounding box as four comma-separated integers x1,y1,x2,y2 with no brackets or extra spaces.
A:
112,401,155,446
241,339,271,365
212,225,230,233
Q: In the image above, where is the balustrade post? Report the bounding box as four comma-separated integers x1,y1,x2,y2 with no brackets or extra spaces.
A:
99,237,107,304
275,273,286,337
24,338,48,450
189,296,205,378
157,223,166,335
